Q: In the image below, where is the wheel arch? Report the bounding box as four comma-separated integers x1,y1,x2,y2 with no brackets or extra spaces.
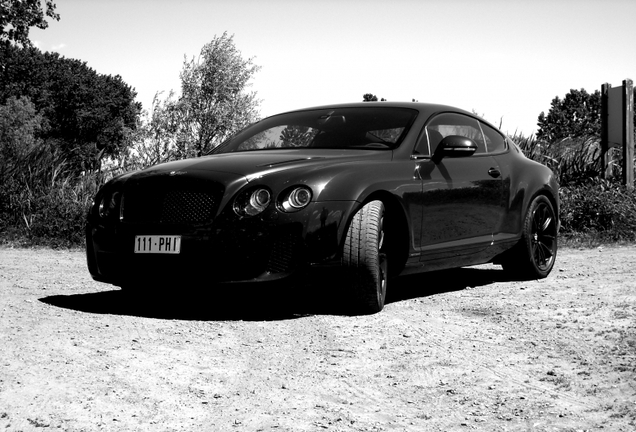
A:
523,186,560,233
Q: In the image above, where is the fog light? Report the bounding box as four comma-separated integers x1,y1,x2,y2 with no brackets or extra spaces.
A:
98,191,120,218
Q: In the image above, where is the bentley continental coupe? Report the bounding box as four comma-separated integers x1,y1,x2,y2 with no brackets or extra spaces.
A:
86,102,559,313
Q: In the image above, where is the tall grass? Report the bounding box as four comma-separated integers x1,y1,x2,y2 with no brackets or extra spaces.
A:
0,142,102,248
513,134,605,185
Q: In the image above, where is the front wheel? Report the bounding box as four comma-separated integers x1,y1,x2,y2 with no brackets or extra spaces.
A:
502,195,558,279
342,200,388,314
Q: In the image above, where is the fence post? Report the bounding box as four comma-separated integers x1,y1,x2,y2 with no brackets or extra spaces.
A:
601,83,612,179
622,79,634,190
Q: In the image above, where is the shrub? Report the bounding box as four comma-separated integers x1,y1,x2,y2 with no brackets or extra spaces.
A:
559,178,636,245
0,172,100,248
0,129,102,248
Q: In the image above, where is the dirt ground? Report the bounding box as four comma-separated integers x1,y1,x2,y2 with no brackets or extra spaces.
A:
0,245,635,432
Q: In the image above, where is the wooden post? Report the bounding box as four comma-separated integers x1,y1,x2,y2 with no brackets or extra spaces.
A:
622,79,634,189
601,83,612,179
602,79,634,188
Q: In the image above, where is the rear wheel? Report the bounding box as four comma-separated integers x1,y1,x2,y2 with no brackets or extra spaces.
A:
342,200,388,314
502,195,557,279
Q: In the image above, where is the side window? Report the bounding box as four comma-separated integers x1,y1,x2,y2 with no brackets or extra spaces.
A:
480,123,506,153
424,113,486,155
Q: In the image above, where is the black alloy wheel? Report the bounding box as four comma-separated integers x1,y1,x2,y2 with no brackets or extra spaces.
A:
502,195,557,279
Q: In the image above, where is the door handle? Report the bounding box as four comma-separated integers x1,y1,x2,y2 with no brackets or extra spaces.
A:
488,168,501,178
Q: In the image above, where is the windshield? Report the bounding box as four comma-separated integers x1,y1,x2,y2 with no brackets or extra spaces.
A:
212,107,418,154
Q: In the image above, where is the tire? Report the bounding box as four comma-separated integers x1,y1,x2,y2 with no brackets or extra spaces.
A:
502,194,558,279
342,200,388,314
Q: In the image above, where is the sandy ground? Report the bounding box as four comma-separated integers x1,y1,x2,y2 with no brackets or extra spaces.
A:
0,245,635,431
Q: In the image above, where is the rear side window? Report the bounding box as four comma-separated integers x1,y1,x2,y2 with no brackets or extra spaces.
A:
414,113,486,156
480,123,507,153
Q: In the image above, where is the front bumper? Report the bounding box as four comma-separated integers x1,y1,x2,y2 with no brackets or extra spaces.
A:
86,200,356,287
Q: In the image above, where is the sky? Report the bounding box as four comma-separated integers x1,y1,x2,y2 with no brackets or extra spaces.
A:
30,0,636,137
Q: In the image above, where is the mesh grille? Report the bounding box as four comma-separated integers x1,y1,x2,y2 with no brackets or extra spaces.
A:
122,179,220,225
266,231,300,273
160,190,216,224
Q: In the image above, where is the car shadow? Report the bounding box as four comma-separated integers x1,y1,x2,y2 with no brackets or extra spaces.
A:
387,266,510,304
39,286,312,322
39,266,510,321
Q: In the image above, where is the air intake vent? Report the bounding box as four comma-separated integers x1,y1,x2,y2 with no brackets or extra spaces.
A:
266,228,302,273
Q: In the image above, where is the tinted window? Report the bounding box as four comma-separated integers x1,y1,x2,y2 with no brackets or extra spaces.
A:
481,123,506,153
212,107,418,154
415,113,486,156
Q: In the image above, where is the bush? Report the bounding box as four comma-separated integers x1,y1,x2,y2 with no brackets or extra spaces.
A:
0,129,102,248
559,178,636,245
0,173,99,248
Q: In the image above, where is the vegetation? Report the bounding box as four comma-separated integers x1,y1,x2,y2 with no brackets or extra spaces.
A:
536,89,601,142
513,132,635,245
0,95,101,247
525,87,636,246
1,44,142,173
559,178,636,245
363,93,386,102
1,0,60,47
0,41,142,248
131,32,262,163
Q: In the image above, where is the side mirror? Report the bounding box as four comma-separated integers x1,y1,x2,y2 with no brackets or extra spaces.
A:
435,135,477,160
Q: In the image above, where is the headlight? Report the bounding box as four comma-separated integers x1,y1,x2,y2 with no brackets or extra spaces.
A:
279,186,312,212
98,191,121,219
234,188,271,216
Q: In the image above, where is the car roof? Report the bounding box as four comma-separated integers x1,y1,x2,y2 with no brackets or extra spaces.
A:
280,101,468,114
276,102,497,131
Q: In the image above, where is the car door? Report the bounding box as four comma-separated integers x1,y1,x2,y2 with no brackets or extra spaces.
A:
411,112,505,257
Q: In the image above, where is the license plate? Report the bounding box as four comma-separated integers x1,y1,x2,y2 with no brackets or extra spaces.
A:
134,235,181,254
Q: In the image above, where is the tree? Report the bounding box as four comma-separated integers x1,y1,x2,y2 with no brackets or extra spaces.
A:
279,125,316,147
172,32,261,157
536,89,601,142
362,93,386,102
0,45,141,172
0,95,43,177
123,91,181,170
1,0,60,47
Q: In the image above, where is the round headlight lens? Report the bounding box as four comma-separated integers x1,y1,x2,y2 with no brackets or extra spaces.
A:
234,187,271,216
288,187,312,209
251,188,271,209
280,186,312,212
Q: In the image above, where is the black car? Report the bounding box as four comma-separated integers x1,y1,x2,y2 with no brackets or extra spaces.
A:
86,102,559,314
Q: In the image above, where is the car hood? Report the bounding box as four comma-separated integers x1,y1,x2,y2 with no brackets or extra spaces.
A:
140,149,393,181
